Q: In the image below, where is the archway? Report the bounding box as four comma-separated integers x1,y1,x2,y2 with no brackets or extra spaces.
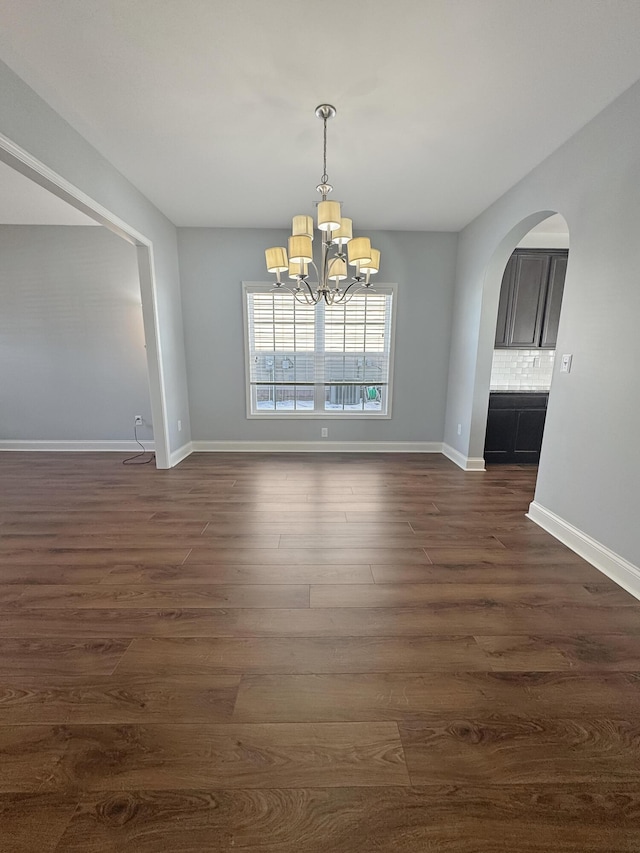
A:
468,210,570,470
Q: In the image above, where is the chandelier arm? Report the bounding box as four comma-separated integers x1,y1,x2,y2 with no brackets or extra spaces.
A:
339,280,362,299
302,278,317,302
294,290,315,305
338,281,374,304
308,259,321,283
271,283,298,298
341,290,361,305
293,280,316,305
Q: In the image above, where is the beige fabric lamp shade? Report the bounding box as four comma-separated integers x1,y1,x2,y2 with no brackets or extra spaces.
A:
288,235,313,263
265,246,288,273
292,215,314,238
333,217,353,244
288,260,309,278
359,248,380,274
328,257,348,281
347,237,372,266
318,200,341,232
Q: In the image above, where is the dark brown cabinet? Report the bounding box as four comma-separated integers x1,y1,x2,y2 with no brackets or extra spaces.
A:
484,392,548,464
540,253,567,347
495,249,567,349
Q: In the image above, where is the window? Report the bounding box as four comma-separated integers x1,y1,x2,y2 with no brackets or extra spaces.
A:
243,282,396,417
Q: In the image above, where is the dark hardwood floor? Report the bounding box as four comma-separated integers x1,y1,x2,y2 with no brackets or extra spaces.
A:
1,451,640,852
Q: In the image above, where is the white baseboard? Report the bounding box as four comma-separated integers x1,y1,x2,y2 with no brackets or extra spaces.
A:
191,440,443,454
0,438,490,473
169,441,194,467
527,500,640,602
442,443,486,471
0,440,155,452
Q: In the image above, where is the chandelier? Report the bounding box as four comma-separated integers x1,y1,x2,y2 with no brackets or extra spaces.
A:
265,104,380,305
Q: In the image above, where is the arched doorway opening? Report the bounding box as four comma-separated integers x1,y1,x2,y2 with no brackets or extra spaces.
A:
466,211,570,476
483,214,569,466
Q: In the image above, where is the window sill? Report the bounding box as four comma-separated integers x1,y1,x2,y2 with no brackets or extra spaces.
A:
246,411,392,420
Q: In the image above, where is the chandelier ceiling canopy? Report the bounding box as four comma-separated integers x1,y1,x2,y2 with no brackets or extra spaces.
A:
265,105,380,305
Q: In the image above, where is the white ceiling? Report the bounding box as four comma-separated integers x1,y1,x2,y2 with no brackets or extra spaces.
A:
0,160,97,225
517,213,569,249
1,1,640,231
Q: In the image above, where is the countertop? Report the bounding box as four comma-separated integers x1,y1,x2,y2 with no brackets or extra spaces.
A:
490,388,550,393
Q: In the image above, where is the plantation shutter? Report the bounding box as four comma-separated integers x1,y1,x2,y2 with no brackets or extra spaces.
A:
244,284,394,414
247,291,315,383
323,292,393,387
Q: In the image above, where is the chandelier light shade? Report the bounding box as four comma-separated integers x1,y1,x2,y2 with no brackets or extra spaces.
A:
264,104,381,305
317,200,341,232
328,257,348,280
292,215,314,238
360,248,381,275
265,246,288,273
288,235,313,264
347,237,372,267
333,218,353,244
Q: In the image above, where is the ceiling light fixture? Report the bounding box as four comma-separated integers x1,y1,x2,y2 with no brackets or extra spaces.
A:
265,104,380,305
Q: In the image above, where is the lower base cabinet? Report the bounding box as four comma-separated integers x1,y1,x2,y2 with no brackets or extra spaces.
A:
484,393,548,464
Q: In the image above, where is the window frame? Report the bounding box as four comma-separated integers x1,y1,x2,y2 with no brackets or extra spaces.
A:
242,281,397,420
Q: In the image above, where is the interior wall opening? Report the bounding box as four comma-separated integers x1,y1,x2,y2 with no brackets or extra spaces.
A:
481,212,570,479
0,139,169,467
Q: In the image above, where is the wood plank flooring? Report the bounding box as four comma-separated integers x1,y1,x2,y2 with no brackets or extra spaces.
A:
1,451,639,851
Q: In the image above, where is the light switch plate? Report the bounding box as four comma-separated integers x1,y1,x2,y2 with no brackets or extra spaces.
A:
560,353,573,373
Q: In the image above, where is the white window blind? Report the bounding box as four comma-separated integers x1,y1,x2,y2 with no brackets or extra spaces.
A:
244,284,395,416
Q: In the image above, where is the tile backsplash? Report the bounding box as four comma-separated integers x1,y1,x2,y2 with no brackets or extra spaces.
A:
490,348,555,391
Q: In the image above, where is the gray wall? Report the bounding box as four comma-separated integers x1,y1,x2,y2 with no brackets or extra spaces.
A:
0,60,191,461
444,78,640,567
178,228,458,443
0,225,152,441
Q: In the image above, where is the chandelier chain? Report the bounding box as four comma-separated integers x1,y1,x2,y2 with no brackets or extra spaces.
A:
321,115,328,185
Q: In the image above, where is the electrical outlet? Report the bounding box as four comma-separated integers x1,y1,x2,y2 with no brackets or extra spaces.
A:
134,415,143,426
321,427,328,438
457,423,462,435
178,420,182,432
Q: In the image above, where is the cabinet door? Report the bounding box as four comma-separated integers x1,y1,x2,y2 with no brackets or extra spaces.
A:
484,408,516,462
540,253,567,348
513,409,547,463
507,253,550,347
494,256,515,347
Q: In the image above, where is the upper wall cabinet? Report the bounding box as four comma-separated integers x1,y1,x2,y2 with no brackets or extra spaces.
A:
495,249,568,349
